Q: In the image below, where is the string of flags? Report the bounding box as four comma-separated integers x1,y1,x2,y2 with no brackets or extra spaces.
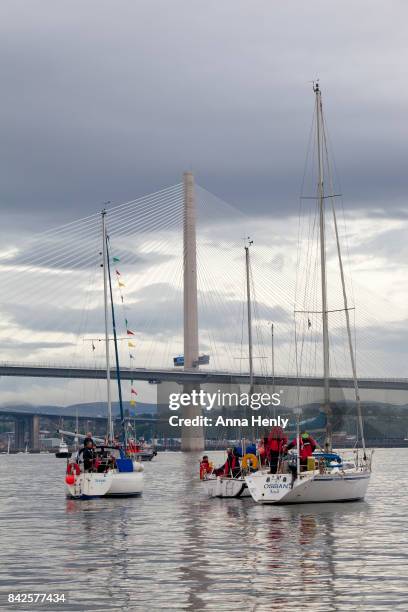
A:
113,256,138,412
88,252,139,412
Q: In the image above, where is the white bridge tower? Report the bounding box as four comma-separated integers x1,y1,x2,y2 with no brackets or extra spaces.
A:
181,171,204,451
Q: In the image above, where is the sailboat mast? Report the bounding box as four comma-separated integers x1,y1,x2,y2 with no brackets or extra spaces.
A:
106,235,126,448
75,407,79,450
245,240,254,387
315,83,332,451
102,210,114,442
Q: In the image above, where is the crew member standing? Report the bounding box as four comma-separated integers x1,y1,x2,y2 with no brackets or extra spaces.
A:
82,439,96,472
267,427,287,474
214,448,241,478
286,431,317,470
83,431,94,447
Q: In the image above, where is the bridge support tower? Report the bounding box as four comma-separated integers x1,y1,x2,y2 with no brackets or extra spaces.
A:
14,415,40,451
181,171,204,452
28,415,40,452
14,417,26,451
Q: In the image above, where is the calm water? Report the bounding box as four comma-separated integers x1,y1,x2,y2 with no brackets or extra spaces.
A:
0,449,407,611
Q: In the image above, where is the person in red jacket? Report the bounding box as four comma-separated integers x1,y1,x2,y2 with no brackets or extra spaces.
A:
286,431,317,470
258,437,268,466
199,455,213,479
214,448,241,478
267,427,287,474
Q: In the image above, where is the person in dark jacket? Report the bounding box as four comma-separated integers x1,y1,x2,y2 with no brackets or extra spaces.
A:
83,432,94,447
82,440,95,472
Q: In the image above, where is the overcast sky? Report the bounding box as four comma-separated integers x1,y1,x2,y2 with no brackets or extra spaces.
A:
1,1,408,228
0,1,407,405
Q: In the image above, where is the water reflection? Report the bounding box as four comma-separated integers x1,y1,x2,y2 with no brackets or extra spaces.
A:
0,451,406,610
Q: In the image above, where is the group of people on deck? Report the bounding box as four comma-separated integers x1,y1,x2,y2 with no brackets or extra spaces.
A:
259,427,317,473
200,427,318,479
78,432,118,472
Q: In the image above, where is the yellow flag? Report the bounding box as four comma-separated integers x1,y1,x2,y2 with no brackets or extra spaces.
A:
128,341,135,348
130,400,136,406
119,282,125,288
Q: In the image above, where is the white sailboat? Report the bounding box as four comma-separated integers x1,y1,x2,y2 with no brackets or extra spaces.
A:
201,240,256,499
65,209,144,499
202,477,251,498
246,83,372,505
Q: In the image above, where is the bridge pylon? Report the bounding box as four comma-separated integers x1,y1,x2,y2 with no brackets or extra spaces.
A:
181,171,204,452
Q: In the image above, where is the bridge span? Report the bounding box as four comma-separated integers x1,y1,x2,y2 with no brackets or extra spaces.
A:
0,363,407,391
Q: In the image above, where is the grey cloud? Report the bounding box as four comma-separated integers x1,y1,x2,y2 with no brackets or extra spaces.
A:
2,241,174,272
0,340,73,350
366,209,408,221
0,0,407,237
348,227,408,264
0,0,406,389
355,321,408,355
0,302,105,336
0,281,290,344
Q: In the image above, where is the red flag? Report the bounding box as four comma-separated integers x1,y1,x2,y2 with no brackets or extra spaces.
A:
127,329,135,336
116,269,121,275
131,388,138,395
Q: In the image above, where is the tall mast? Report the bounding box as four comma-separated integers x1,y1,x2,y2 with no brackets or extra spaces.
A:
75,406,79,449
101,210,114,442
245,239,254,387
106,234,126,448
314,83,332,451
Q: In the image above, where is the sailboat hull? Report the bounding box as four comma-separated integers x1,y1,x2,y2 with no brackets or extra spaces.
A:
202,477,251,498
106,472,144,497
245,469,370,504
66,470,144,499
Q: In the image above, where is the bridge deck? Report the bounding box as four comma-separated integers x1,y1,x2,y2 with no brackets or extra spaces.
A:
0,363,407,390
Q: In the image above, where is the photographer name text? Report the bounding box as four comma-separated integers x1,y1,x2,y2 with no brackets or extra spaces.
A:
168,415,288,428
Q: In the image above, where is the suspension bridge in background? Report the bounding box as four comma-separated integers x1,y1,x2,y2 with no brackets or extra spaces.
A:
0,173,406,450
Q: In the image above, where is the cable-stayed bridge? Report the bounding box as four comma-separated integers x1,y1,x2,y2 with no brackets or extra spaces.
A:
0,363,406,391
0,173,406,451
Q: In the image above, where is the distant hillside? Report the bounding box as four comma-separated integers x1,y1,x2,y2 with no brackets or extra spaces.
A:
0,401,157,417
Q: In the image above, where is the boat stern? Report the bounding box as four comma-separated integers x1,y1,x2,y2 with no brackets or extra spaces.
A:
245,472,294,503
